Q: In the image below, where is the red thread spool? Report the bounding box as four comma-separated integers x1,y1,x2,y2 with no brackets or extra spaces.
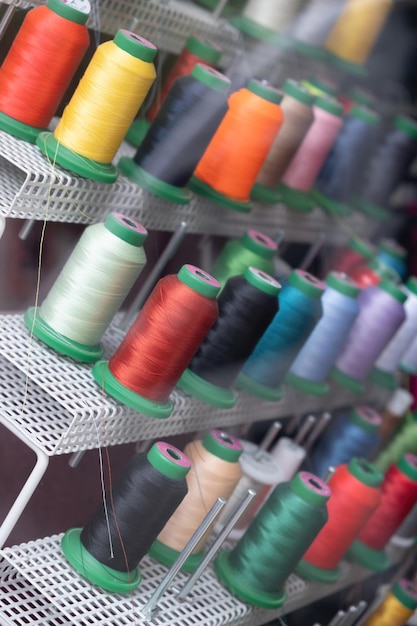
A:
92,265,220,419
297,458,383,583
0,0,90,143
350,257,401,288
326,236,376,277
349,453,417,571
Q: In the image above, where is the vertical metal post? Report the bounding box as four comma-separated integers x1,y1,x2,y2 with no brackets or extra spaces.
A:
212,0,229,20
300,232,326,271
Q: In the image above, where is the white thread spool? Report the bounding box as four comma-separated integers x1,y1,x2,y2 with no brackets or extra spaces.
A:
269,436,307,479
290,0,346,49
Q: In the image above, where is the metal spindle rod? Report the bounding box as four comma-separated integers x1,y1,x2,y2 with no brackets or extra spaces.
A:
18,219,36,241
341,606,358,626
304,412,332,452
323,466,336,483
255,421,282,459
0,3,16,39
327,611,346,626
300,232,326,271
294,415,316,446
285,412,301,435
349,601,368,625
68,451,85,468
212,0,229,20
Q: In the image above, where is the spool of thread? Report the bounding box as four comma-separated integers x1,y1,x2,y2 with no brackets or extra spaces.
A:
355,116,417,220
374,413,417,473
24,213,148,363
214,472,331,608
340,85,376,114
37,30,157,184
401,333,417,374
362,579,417,626
126,36,222,147
349,256,401,289
376,239,408,280
279,96,343,212
178,268,280,408
0,0,90,144
190,79,283,213
269,437,307,476
297,458,383,582
210,230,277,290
289,0,346,60
312,106,381,216
287,272,360,396
372,278,417,389
325,0,393,74
252,79,315,204
326,236,376,277
61,442,191,592
236,269,324,401
235,0,305,42
300,77,338,99
391,502,417,549
91,264,220,419
119,64,230,204
310,406,381,478
150,430,243,571
376,388,414,453
331,279,407,394
349,453,417,571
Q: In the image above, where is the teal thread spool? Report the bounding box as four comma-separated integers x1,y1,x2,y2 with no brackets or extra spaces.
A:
214,471,331,608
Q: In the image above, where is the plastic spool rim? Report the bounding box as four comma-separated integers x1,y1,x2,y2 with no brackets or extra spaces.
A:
369,366,399,390
347,539,391,571
310,188,352,217
330,366,365,394
124,118,151,147
118,157,192,205
149,539,203,572
189,176,252,212
250,182,281,204
235,370,284,402
0,110,44,144
231,14,283,45
278,183,315,212
285,371,329,397
296,558,340,583
177,367,237,409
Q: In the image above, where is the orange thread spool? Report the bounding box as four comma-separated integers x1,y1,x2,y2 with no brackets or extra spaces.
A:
0,0,90,140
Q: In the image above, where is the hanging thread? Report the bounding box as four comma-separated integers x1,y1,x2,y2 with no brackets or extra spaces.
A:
298,458,383,582
376,238,408,279
214,472,331,608
237,0,305,41
61,442,191,593
374,413,417,473
331,279,407,393
24,213,148,363
362,579,417,626
310,406,381,478
91,264,220,418
119,64,230,204
37,29,157,184
150,430,242,571
0,0,90,143
236,269,324,401
178,268,280,408
191,79,283,212
287,271,360,396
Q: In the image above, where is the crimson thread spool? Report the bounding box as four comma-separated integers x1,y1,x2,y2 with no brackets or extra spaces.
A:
190,79,284,213
0,0,90,144
150,430,242,571
61,442,191,593
349,256,401,289
91,264,220,419
362,579,417,626
126,36,222,147
348,453,417,571
325,236,376,278
297,458,383,583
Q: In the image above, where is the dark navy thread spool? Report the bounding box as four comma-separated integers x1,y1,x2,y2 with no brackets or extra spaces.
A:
178,267,281,408
312,105,381,216
287,272,360,396
61,442,191,593
236,269,325,402
118,63,230,205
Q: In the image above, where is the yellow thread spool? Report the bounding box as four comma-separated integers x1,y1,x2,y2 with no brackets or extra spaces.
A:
363,579,417,626
37,29,157,183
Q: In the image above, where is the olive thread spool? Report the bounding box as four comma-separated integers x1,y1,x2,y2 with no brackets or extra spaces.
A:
331,279,407,394
325,236,376,278
236,269,325,402
0,0,90,144
234,0,305,43
91,264,220,419
287,272,360,397
214,472,331,608
178,268,280,408
252,79,315,204
37,30,157,184
190,79,284,213
362,579,417,626
150,430,242,571
348,454,417,571
376,238,408,280
297,458,383,583
310,406,381,478
374,413,417,474
279,96,344,212
61,442,191,593
24,213,148,363
118,64,230,205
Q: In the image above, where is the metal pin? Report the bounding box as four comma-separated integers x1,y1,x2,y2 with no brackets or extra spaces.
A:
293,415,316,446
285,412,301,435
212,0,229,20
141,497,226,620
350,601,368,625
300,232,326,271
323,466,336,483
255,421,282,459
303,412,332,452
176,489,256,602
341,606,359,626
68,451,85,468
327,611,346,626
18,219,36,241
274,229,285,247
0,4,16,40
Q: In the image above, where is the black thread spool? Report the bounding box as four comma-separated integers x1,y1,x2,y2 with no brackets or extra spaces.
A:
178,267,281,408
118,63,230,205
61,442,191,593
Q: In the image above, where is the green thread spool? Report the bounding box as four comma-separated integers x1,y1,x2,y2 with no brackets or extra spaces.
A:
374,412,417,473
214,471,331,608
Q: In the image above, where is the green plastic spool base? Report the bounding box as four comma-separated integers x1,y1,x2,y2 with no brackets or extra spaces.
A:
327,51,367,77
189,176,252,212
354,196,392,221
291,39,329,62
149,539,204,573
235,371,284,402
347,539,391,572
0,110,44,144
61,528,141,593
311,188,352,217
330,366,365,394
285,371,329,397
214,550,286,609
125,117,150,147
250,182,281,204
92,360,174,419
401,361,417,375
369,366,399,391
24,307,103,363
177,368,237,409
118,157,191,205
36,132,118,184
278,184,315,212
231,15,283,45
296,558,340,584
